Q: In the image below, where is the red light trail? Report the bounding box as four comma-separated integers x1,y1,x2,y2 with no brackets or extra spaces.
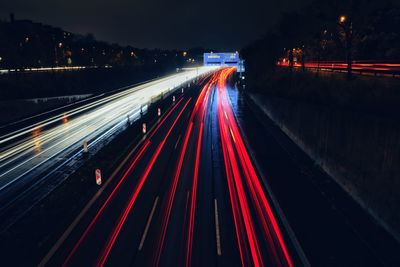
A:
216,67,294,267
154,73,218,266
185,83,212,267
278,60,400,76
96,98,192,267
56,68,295,267
61,96,189,267
62,140,150,267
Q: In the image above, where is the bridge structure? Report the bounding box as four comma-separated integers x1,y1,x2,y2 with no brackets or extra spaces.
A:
203,52,245,72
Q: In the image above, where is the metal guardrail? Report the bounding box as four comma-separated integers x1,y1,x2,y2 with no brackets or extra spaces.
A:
278,61,400,78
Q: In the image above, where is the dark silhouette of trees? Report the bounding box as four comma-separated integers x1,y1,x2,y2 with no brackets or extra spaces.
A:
242,0,400,85
0,17,190,70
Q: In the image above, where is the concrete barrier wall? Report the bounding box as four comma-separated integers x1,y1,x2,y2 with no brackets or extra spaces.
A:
249,93,400,241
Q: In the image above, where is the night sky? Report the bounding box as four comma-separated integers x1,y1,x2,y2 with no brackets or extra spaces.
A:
0,0,310,50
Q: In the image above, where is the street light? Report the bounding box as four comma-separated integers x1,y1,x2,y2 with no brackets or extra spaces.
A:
338,15,353,79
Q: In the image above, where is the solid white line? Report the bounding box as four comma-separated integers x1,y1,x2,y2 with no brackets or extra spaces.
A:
138,196,159,251
214,199,222,256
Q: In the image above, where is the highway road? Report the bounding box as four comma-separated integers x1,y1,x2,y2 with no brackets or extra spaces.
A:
38,68,301,267
2,66,398,267
0,67,217,230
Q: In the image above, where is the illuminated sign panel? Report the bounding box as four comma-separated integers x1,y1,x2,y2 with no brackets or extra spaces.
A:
203,52,244,72
204,53,239,65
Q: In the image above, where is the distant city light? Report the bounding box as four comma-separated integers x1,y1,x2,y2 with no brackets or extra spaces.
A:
183,51,187,57
25,37,29,42
339,15,346,23
58,42,63,48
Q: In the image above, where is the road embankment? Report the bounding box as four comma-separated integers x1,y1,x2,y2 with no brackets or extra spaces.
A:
246,71,400,243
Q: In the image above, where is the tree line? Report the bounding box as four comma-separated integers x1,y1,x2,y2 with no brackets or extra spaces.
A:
0,17,190,69
242,0,400,82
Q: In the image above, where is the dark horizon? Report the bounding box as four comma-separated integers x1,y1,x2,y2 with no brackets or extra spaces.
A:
0,0,311,50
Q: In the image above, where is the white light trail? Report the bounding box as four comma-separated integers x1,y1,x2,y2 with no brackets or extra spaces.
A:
0,67,219,191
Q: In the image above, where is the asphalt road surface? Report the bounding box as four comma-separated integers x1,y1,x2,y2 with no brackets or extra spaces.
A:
0,67,216,231
39,68,300,267
5,66,398,267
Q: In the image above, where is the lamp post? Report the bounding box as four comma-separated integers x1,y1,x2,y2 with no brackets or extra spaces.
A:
338,15,353,79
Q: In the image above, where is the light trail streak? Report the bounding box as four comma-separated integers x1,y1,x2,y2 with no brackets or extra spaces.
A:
154,74,217,266
61,96,186,266
0,67,217,192
95,98,192,267
218,104,250,266
218,91,264,267
278,60,400,75
62,140,150,267
185,83,212,267
185,122,203,267
154,121,193,266
216,67,294,266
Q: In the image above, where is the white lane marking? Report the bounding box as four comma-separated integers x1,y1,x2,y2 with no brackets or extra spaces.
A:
174,134,182,150
214,199,222,256
138,196,159,251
